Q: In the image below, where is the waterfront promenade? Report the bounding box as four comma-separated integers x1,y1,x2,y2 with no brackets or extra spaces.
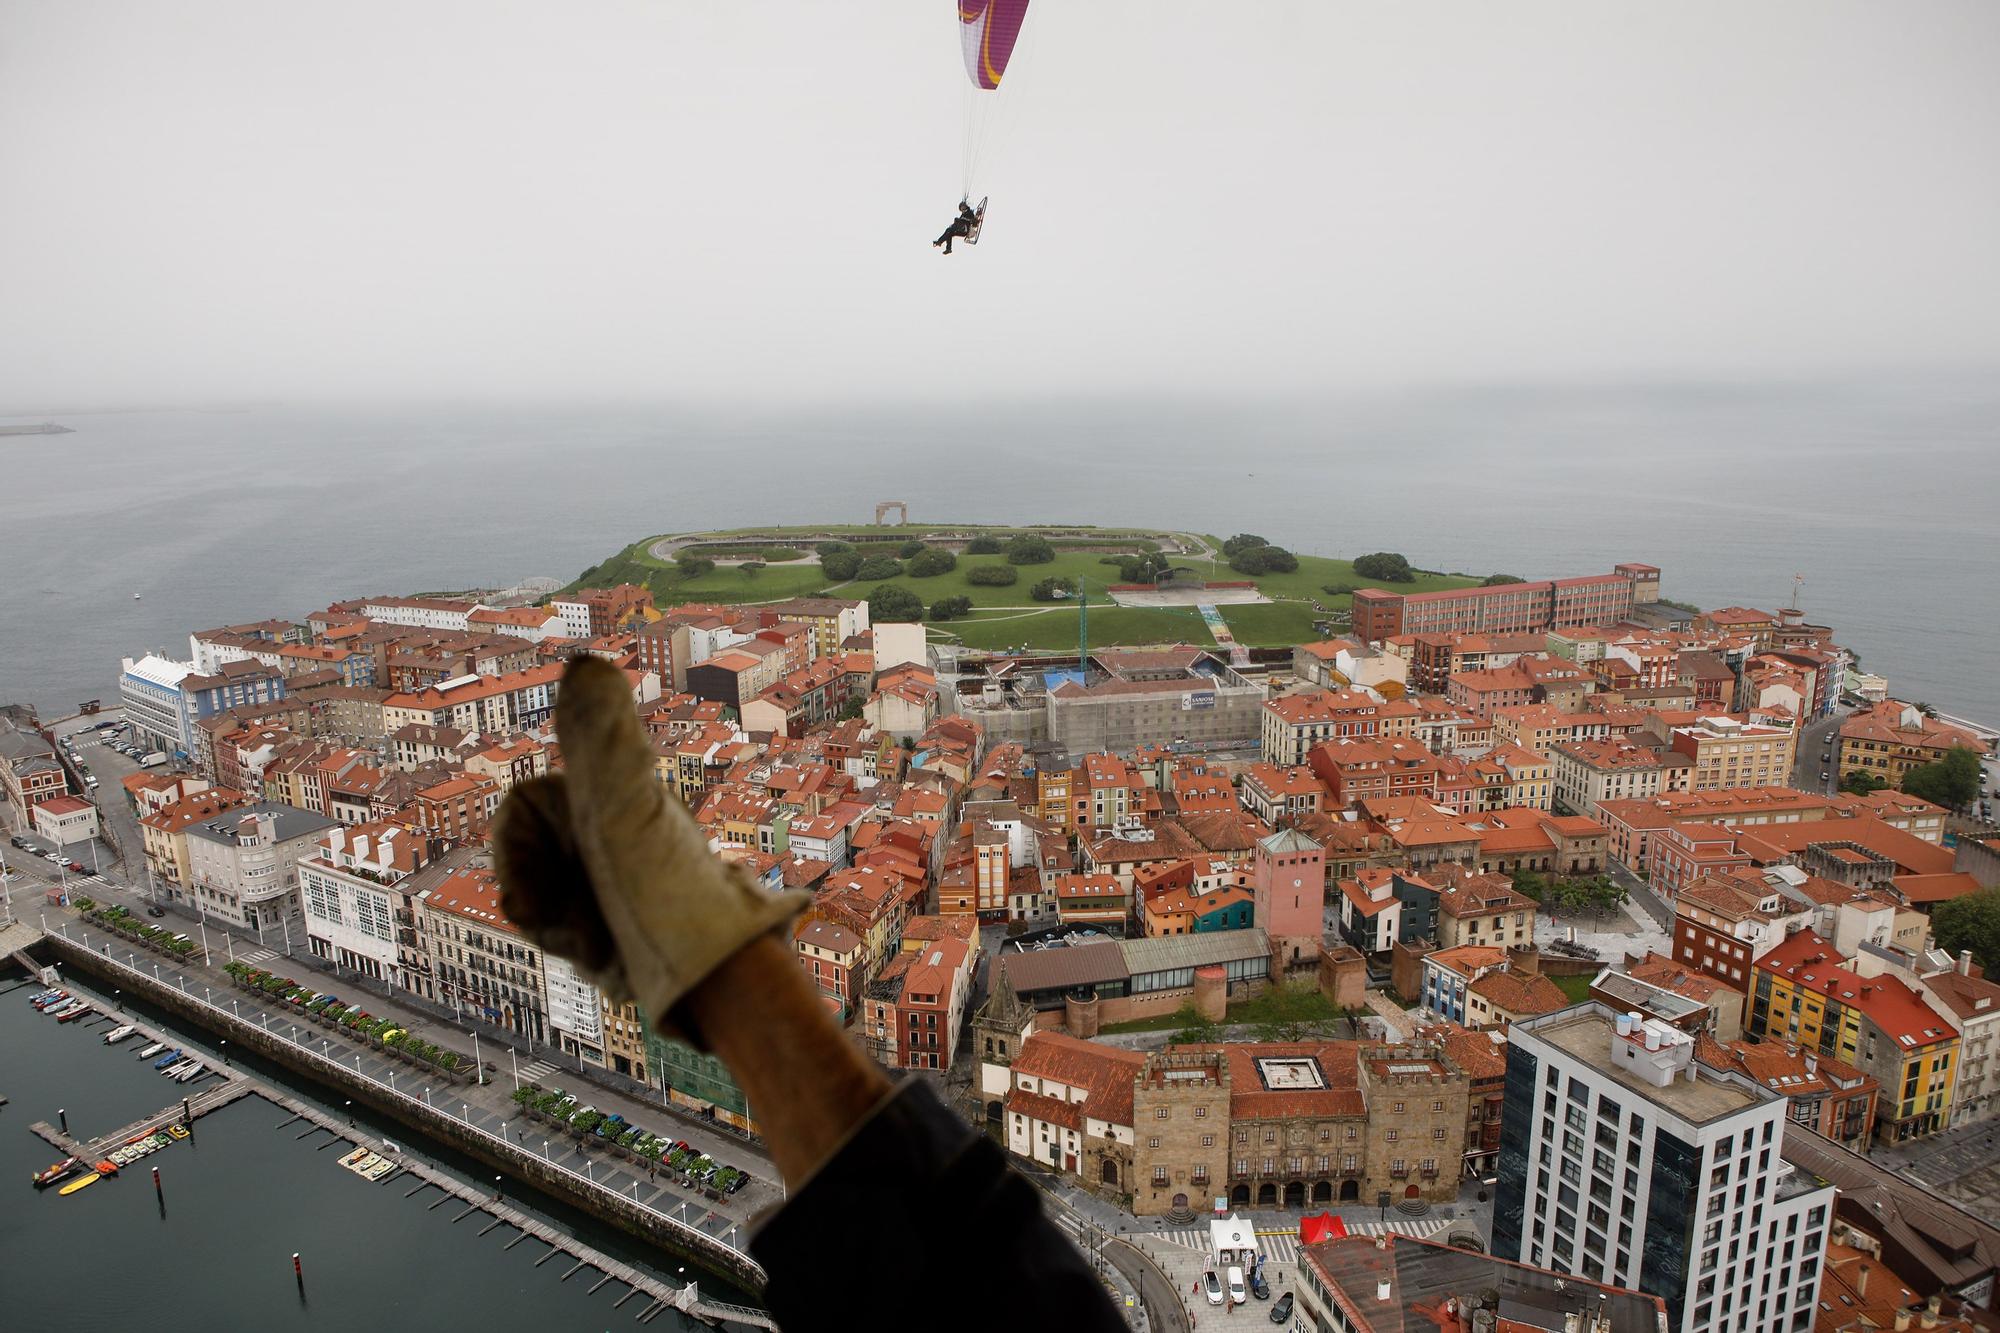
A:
15,890,781,1219
30,913,772,1287
9,986,769,1329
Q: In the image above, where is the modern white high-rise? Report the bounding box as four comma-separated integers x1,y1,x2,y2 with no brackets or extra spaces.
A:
1494,1002,1834,1333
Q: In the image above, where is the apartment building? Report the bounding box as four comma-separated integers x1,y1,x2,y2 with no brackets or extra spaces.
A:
1494,1003,1834,1333
1671,717,1797,792
1749,931,1958,1145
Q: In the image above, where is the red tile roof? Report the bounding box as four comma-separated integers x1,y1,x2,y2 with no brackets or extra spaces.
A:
1755,931,1957,1050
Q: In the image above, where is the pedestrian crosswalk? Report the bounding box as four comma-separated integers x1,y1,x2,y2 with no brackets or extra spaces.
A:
239,948,277,964
1153,1214,1454,1261
520,1059,560,1082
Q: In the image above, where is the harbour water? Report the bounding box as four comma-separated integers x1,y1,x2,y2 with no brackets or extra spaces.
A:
1,963,703,1332
1,380,1995,723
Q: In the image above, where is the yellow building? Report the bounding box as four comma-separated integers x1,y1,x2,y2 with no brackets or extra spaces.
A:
1837,699,1989,785
1750,930,1957,1145
1670,717,1796,791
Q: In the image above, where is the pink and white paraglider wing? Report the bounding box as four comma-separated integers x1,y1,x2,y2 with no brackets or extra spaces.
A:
958,0,1031,91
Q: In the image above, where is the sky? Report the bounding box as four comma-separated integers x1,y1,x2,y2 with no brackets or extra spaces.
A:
3,1,1997,409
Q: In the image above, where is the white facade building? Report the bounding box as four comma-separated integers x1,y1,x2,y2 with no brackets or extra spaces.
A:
1495,1003,1833,1333
544,954,607,1066
361,597,476,633
119,654,196,754
184,803,340,930
299,822,425,984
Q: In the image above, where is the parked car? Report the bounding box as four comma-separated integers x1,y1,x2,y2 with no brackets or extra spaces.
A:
1203,1272,1224,1306
1270,1292,1294,1324
1251,1270,1271,1300
65,860,86,874
1226,1268,1247,1306
45,852,62,863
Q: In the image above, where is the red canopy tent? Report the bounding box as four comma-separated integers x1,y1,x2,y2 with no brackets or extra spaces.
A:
1298,1212,1347,1245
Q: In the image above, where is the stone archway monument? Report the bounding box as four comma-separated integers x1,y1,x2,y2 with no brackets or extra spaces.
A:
874,500,909,526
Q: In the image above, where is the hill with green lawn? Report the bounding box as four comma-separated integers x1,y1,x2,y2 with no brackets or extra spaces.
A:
566,526,1488,652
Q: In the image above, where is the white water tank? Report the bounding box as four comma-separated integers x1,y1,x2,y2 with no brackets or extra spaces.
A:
1616,1013,1634,1037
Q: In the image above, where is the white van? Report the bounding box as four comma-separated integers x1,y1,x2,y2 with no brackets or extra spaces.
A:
1226,1267,1247,1305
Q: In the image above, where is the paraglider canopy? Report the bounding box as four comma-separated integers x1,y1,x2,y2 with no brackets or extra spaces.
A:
959,0,1030,91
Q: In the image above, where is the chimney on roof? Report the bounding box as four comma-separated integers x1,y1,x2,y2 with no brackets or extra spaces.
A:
1856,1265,1869,1298
1921,1296,1940,1329
1894,1313,1911,1333
1960,950,1974,976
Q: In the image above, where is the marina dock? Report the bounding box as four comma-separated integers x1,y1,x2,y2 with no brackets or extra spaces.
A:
24,1002,773,1329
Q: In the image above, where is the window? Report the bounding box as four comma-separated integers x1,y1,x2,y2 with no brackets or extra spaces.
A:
1433,1128,1446,1140
1201,1134,1214,1148
1433,1100,1445,1113
1153,1166,1168,1184
1192,1165,1208,1183
1318,1128,1330,1142
1194,1106,1207,1118
1386,1129,1399,1142
1155,1108,1169,1120
1148,1136,1160,1149
1394,1102,1406,1114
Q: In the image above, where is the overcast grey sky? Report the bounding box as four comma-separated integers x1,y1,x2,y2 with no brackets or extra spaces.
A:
3,1,1997,408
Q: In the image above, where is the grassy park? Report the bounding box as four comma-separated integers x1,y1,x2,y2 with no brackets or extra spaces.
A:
565,526,1487,652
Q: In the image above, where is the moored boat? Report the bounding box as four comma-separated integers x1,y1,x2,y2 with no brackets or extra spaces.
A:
103,1024,136,1044
58,1003,94,1023
160,1058,193,1078
151,1049,184,1070
31,990,70,1010
27,987,63,1006
32,1157,83,1189
136,1041,166,1059
45,999,83,1019
57,1172,101,1196
173,1061,205,1083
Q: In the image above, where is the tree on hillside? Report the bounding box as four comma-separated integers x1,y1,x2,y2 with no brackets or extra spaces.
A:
820,549,862,581
1840,770,1890,796
930,595,973,621
898,539,928,559
1353,552,1415,583
674,552,715,579
1482,574,1525,586
966,535,1003,555
1005,534,1056,565
867,584,925,623
907,548,959,578
739,561,765,577
1112,551,1172,583
855,555,904,581
1228,544,1299,575
967,564,1019,587
1029,576,1076,602
1932,889,2000,977
1221,534,1270,557
815,540,854,557
1901,746,1983,809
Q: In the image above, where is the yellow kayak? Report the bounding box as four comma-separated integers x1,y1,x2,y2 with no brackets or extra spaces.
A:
59,1172,101,1196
